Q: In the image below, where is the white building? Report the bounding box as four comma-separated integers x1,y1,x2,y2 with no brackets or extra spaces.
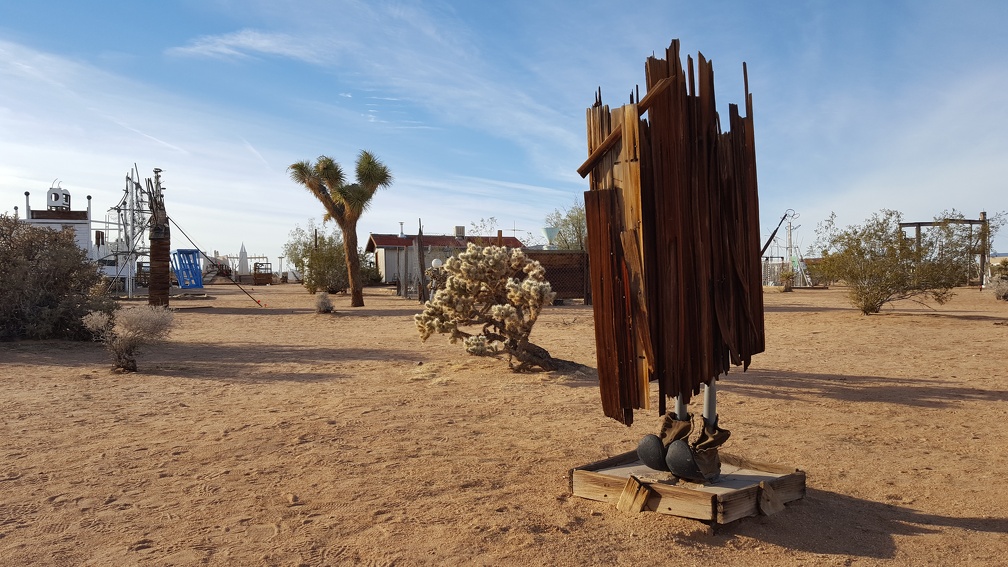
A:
16,185,133,280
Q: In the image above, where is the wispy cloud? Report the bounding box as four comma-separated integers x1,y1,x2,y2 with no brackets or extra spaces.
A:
163,4,588,185
5,1,1008,257
241,137,271,170
111,120,189,154
166,29,327,63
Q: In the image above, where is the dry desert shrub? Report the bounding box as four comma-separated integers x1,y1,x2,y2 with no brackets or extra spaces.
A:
83,305,175,372
993,276,1008,301
779,267,795,292
815,210,960,314
315,292,334,313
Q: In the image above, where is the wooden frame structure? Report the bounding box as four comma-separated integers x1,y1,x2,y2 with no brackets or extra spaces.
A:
570,451,805,529
899,212,990,287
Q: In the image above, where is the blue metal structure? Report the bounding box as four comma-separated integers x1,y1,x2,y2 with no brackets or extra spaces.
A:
171,249,204,289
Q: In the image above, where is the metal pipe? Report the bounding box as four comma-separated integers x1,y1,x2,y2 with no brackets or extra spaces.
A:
126,174,135,299
674,394,687,420
703,381,716,426
86,196,92,260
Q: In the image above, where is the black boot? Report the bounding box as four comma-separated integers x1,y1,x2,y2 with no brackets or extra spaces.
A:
636,434,670,471
659,412,693,447
664,439,705,482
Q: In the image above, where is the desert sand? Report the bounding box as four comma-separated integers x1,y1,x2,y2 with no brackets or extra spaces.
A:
2,283,1007,566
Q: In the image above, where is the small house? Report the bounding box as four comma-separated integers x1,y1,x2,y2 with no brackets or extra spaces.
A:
365,227,523,286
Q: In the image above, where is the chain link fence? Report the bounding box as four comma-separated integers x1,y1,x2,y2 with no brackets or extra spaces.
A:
523,249,591,304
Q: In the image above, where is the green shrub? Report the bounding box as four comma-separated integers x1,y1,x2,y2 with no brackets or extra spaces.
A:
0,214,112,340
282,220,350,294
359,253,383,286
815,210,963,314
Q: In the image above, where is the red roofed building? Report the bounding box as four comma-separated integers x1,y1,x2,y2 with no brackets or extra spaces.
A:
365,229,523,285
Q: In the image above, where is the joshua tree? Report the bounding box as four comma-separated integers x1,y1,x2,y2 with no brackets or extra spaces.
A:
288,151,392,307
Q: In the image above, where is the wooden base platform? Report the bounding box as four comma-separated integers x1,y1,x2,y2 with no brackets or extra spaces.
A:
569,450,805,526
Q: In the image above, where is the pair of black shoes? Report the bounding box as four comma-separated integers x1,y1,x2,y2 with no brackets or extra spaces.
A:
636,413,729,482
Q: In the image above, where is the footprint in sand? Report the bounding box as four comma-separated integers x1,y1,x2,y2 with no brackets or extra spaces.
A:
245,523,279,541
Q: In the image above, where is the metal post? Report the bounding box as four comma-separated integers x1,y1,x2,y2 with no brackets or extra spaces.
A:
980,211,988,289
126,177,135,299
86,195,92,260
786,221,792,270
674,394,687,420
703,380,716,427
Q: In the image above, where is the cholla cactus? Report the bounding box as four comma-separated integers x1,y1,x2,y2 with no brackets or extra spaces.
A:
415,243,556,371
462,334,496,355
425,266,448,294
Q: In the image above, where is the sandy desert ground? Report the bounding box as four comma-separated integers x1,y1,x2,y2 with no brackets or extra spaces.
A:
2,282,1007,566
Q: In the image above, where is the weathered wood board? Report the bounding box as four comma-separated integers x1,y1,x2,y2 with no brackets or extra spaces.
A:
569,450,805,525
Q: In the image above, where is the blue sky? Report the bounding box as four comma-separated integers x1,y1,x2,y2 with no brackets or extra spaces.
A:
2,1,1006,264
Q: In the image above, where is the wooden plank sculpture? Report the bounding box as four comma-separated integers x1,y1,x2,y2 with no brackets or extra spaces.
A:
581,39,765,425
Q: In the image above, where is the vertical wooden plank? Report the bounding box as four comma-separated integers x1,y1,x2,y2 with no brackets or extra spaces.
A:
585,189,626,423
416,220,428,303
618,104,651,410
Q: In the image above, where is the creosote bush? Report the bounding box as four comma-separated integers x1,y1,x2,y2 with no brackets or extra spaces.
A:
993,259,1008,300
1,215,112,341
83,305,175,372
815,210,962,314
415,243,556,372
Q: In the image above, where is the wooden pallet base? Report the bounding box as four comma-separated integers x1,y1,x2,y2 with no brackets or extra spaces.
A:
569,450,805,526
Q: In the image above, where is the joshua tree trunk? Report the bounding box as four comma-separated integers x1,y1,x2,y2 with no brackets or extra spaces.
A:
340,220,364,307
